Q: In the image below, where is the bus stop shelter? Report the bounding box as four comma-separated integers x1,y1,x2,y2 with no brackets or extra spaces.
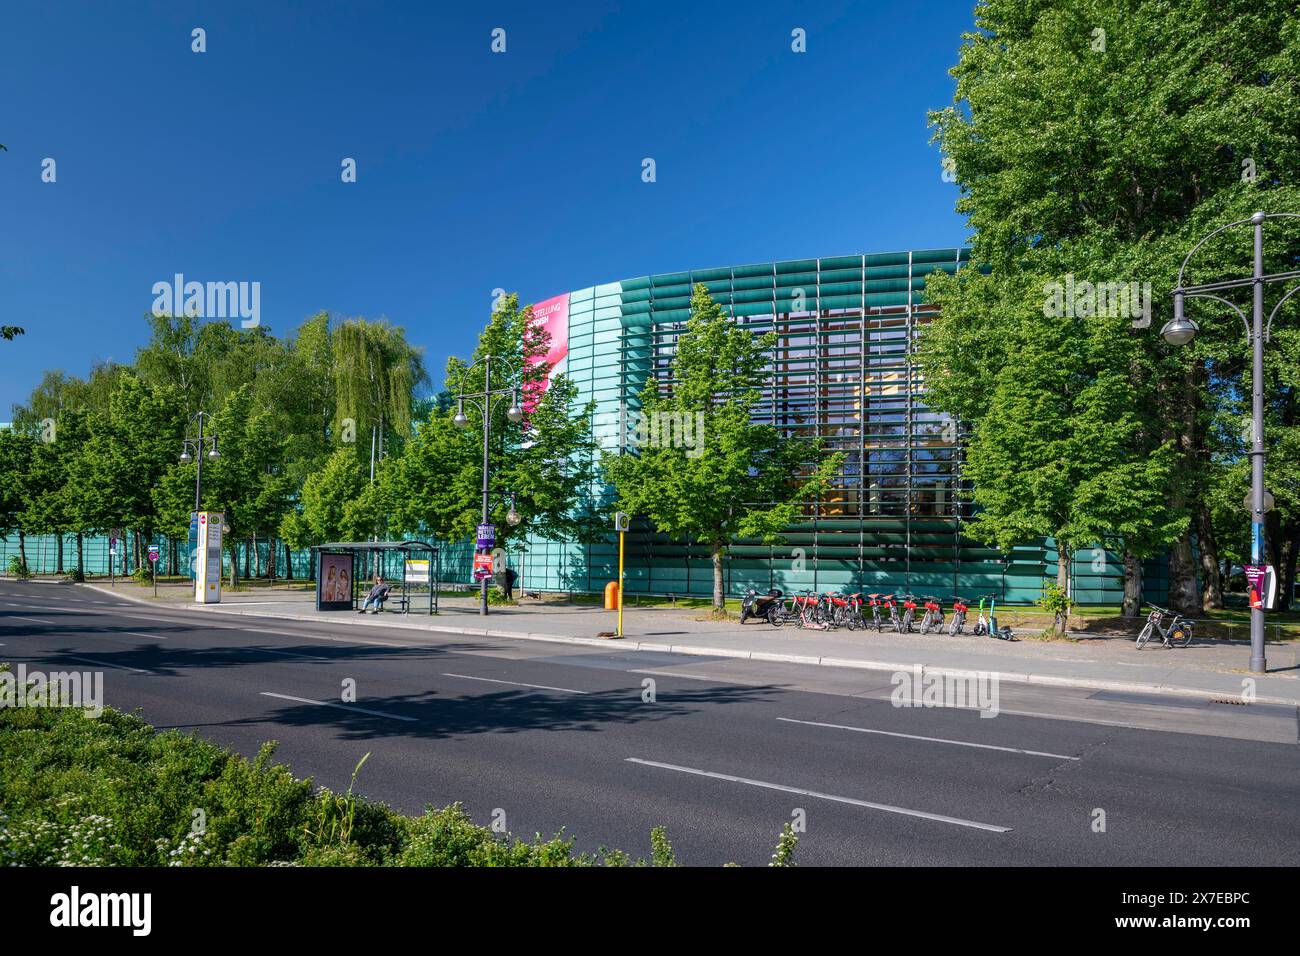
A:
313,541,439,614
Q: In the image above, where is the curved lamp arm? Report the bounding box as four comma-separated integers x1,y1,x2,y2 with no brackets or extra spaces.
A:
1183,291,1251,341
1264,281,1300,343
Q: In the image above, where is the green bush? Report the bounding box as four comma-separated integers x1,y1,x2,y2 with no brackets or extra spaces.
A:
6,556,30,579
1037,581,1073,634
485,586,516,606
0,702,797,867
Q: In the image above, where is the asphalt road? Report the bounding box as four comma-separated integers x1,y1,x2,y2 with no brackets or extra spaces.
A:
2,580,1297,866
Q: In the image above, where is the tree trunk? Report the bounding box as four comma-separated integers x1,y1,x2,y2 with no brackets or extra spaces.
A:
1056,544,1070,589
1167,533,1200,614
1122,547,1143,617
243,539,251,579
284,542,294,581
1194,503,1222,610
75,533,84,575
711,544,725,613
1277,520,1299,613
17,531,27,572
56,535,64,574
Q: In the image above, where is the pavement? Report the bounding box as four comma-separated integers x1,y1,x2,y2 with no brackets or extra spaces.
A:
1,579,1297,866
70,578,1300,705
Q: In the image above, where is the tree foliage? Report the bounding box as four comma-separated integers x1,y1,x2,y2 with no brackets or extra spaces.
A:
924,0,1300,611
605,284,842,611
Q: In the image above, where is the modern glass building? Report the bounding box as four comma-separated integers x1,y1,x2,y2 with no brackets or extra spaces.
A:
509,247,1169,605
0,247,1168,604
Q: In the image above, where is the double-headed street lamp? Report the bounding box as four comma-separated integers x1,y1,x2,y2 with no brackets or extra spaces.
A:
453,354,524,616
179,411,220,512
1163,211,1300,675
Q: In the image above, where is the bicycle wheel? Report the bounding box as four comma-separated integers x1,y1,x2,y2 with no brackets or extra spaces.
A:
1172,622,1193,647
768,605,786,628
1135,622,1154,649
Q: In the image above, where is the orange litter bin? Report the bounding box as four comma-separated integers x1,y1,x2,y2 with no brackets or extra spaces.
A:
604,581,620,610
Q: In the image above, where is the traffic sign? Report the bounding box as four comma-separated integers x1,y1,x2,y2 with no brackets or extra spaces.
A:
148,545,160,563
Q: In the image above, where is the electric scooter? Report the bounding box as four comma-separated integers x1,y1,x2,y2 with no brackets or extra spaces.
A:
984,594,1015,640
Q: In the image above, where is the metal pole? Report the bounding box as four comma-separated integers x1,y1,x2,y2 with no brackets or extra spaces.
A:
480,354,492,617
617,529,625,637
1249,213,1268,674
194,413,204,512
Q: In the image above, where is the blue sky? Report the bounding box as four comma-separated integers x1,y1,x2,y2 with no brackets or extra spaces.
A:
0,0,973,413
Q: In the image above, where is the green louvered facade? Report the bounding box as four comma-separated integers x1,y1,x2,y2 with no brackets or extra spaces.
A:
510,248,1168,605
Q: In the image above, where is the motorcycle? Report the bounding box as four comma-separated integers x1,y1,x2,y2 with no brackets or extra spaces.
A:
740,587,785,625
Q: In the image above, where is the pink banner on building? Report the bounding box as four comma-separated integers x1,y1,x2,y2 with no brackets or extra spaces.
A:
525,292,569,408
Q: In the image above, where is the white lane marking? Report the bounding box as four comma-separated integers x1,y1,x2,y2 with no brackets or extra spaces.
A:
61,654,152,674
9,616,56,625
442,672,588,695
259,691,416,721
776,717,1081,761
625,758,1012,833
124,631,167,640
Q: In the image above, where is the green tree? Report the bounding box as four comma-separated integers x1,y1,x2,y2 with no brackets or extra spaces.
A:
388,293,600,551
926,0,1300,612
605,284,842,612
293,448,370,545
333,318,429,480
65,374,184,569
0,430,36,572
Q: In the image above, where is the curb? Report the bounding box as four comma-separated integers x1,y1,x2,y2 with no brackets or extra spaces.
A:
76,583,1298,706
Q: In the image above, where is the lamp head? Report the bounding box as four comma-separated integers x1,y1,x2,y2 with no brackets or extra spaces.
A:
453,404,469,428
179,447,192,463
1161,293,1198,345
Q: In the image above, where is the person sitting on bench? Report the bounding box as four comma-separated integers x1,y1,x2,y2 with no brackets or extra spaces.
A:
358,575,392,614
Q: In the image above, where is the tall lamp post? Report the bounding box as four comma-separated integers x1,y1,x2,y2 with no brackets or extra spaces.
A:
1163,211,1300,675
179,411,220,512
453,354,523,616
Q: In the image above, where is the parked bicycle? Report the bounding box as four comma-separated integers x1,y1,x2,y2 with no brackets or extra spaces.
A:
866,593,884,631
919,596,945,634
948,596,969,635
898,594,918,633
1135,604,1194,649
882,593,902,632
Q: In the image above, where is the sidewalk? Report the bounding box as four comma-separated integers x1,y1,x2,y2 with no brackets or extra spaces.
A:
75,579,1300,705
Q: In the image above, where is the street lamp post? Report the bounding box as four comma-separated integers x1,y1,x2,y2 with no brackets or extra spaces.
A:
453,354,524,616
1164,211,1300,675
179,411,220,512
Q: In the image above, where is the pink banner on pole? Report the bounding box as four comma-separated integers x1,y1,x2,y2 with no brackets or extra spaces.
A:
525,292,569,408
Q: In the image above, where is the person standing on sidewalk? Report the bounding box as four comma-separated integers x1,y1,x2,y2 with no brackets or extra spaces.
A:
502,565,518,601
